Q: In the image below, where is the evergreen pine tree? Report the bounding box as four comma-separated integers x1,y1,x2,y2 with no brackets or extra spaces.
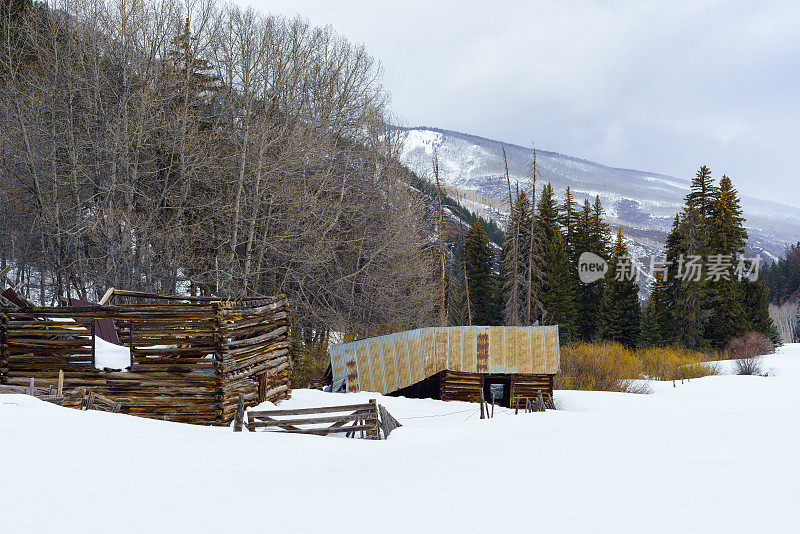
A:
671,207,709,349
742,279,773,335
541,229,577,342
705,174,749,348
573,196,611,341
464,220,496,325
598,230,641,347
590,195,612,258
536,184,559,242
639,272,671,347
708,176,747,255
559,187,579,269
686,165,717,219
167,17,222,121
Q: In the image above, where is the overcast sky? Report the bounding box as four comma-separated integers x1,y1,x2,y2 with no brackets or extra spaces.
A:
235,0,800,208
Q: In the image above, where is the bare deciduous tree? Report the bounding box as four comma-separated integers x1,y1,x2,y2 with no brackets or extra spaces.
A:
0,0,435,341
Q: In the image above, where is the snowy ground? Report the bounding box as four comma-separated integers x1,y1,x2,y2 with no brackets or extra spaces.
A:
2,347,800,533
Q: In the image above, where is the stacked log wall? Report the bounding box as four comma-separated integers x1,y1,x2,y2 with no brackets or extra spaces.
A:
217,296,291,424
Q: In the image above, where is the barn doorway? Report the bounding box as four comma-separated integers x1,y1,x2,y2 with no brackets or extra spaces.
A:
483,377,511,407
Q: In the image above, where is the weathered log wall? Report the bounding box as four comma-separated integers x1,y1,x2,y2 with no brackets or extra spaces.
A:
0,294,291,425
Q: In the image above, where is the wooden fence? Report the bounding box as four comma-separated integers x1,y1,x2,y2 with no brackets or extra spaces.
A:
240,398,402,439
0,292,291,425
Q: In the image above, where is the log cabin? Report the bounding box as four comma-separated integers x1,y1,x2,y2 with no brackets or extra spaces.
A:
0,290,290,425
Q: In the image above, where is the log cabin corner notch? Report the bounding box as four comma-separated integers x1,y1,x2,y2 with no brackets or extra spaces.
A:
328,326,560,408
0,290,291,425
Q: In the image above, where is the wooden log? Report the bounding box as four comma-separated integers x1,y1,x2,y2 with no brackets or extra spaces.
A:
223,355,290,382
57,370,63,396
98,287,115,305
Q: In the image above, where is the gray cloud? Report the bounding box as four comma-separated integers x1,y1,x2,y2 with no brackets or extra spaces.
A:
235,0,800,208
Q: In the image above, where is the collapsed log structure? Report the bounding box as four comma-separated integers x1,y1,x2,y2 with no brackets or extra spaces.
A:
329,326,560,407
0,290,291,425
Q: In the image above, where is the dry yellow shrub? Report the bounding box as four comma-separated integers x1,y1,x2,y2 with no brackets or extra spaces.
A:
556,342,720,393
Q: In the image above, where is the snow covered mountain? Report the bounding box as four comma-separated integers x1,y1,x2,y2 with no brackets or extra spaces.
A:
396,126,800,263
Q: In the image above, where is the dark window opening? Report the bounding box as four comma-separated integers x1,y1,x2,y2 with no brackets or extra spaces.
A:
483,377,511,407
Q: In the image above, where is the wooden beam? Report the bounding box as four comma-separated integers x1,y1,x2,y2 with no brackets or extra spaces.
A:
98,287,115,305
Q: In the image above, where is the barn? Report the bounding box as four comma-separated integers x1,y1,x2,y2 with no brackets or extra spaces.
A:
328,325,560,408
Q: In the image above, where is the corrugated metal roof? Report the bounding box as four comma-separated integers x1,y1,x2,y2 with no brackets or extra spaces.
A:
329,325,560,394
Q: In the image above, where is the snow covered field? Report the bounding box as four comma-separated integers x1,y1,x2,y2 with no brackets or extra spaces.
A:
2,347,799,533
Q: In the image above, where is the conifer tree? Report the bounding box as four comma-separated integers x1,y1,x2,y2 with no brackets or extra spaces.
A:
447,241,468,326
541,229,577,342
573,196,611,341
742,279,773,335
598,230,641,347
668,206,709,349
590,195,612,257
686,165,717,219
167,17,221,115
559,187,579,268
464,220,496,325
709,176,747,255
705,174,749,347
536,184,559,242
528,183,561,326
639,272,671,347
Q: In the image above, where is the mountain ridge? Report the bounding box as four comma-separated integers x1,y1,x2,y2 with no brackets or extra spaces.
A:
397,125,691,186
395,125,800,258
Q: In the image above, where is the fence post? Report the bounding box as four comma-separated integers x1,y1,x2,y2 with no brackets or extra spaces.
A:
479,389,486,419
370,399,379,439
57,370,64,396
233,392,245,432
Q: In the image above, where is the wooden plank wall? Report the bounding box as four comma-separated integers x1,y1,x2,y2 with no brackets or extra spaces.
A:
0,295,291,426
